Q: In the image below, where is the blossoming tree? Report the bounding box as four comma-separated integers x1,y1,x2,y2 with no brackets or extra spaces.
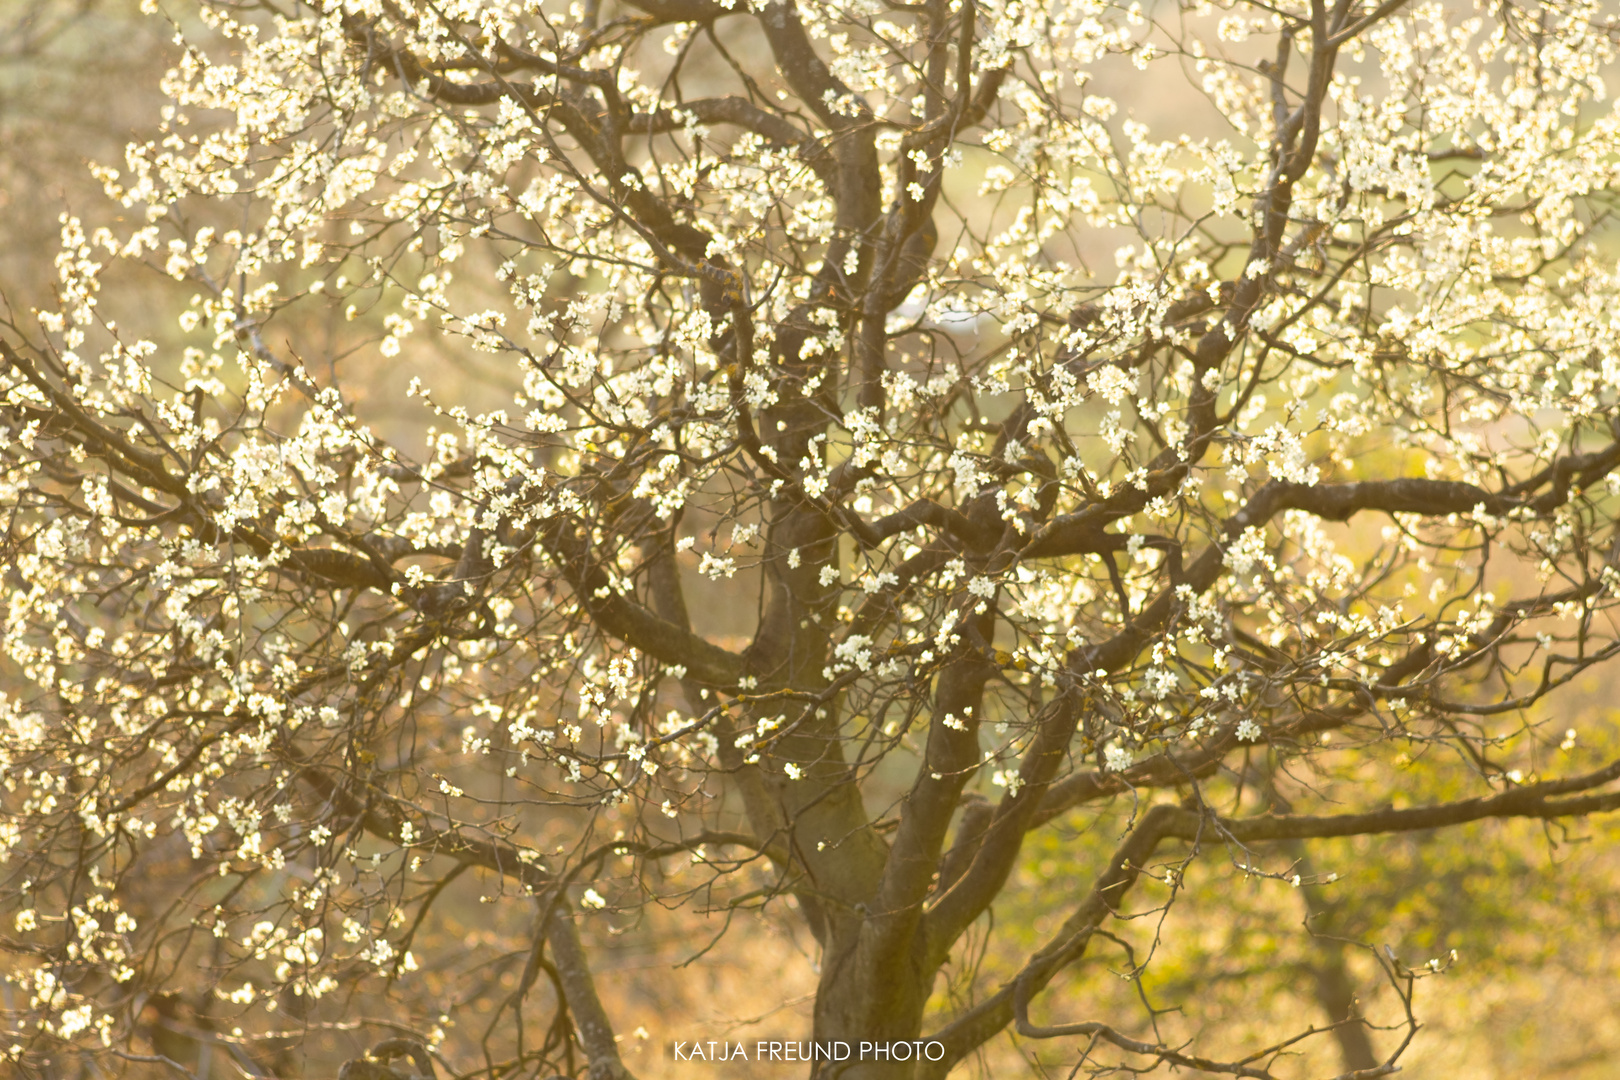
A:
5,0,1620,1075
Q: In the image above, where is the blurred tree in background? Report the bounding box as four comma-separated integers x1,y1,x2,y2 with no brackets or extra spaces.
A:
0,1,171,308
4,0,1620,1077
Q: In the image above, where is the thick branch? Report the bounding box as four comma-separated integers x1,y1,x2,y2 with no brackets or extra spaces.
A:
542,518,746,685
547,908,639,1080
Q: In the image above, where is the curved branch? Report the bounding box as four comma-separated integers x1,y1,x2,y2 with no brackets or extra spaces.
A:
540,518,746,686
925,760,1620,1074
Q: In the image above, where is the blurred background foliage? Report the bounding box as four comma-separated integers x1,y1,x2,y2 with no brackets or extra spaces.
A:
2,1,1618,1077
0,1,170,310
977,686,1620,1080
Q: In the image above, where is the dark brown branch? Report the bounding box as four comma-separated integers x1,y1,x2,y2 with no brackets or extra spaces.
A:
628,97,838,190
755,0,869,128
868,498,1001,550
547,907,639,1080
617,0,732,22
